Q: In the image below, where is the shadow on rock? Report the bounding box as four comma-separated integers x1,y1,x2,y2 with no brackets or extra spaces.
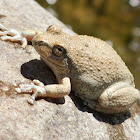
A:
20,59,65,105
21,59,57,84
69,93,131,125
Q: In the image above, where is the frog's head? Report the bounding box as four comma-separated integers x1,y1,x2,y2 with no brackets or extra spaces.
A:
32,25,72,76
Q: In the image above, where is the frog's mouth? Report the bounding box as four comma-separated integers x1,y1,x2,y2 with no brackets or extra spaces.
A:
40,53,69,69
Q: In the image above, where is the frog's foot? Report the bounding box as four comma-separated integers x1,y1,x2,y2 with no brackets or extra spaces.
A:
83,99,108,113
84,99,126,114
15,80,46,105
0,24,43,48
16,77,71,104
0,24,7,31
0,25,27,48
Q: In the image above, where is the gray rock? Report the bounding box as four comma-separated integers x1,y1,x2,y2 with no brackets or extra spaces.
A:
0,0,140,139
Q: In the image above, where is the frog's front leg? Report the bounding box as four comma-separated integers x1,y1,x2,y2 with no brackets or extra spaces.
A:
16,77,71,105
0,24,42,47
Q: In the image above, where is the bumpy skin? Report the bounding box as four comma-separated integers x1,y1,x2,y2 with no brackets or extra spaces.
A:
32,25,139,114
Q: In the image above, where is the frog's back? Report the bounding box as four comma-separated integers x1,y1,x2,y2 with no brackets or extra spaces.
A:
68,35,134,99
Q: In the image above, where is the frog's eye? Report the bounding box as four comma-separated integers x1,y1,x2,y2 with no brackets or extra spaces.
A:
52,45,66,57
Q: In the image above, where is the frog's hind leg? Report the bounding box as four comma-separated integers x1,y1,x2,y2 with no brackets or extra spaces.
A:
84,86,139,114
98,87,139,114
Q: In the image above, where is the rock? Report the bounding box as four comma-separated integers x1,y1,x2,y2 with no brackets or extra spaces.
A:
0,0,140,139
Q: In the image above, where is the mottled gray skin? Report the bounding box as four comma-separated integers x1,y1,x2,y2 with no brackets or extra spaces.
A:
32,25,139,114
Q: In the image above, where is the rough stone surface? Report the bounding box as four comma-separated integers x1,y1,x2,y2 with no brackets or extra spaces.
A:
0,0,140,139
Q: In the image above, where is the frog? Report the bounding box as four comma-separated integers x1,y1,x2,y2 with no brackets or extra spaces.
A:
0,24,139,114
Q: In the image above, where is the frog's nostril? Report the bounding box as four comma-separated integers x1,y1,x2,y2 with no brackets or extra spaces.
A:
38,41,43,44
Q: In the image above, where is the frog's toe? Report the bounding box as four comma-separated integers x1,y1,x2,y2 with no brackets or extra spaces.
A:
0,24,7,31
0,26,27,48
33,79,44,86
0,31,7,36
27,97,35,105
